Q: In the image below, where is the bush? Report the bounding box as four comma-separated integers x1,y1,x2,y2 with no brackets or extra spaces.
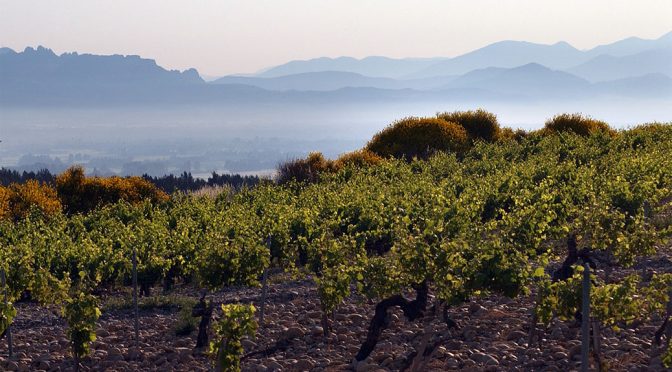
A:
499,127,528,142
543,113,615,137
0,180,62,221
624,122,672,136
56,166,169,214
437,109,501,142
334,149,383,168
365,117,468,160
276,152,337,184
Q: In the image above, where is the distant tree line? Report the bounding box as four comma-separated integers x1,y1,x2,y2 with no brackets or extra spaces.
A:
141,171,260,193
0,168,260,193
0,168,55,186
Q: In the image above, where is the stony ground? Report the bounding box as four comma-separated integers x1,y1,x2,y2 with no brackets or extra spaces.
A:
1,259,671,372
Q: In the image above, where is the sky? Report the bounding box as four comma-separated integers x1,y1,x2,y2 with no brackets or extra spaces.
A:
1,0,671,76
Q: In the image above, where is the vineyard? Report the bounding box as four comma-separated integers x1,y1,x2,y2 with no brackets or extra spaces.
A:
1,112,672,371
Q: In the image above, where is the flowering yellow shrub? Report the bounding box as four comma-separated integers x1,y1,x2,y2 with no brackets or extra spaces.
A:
0,180,62,220
56,166,168,214
334,149,382,168
366,117,468,160
543,113,615,137
437,109,501,142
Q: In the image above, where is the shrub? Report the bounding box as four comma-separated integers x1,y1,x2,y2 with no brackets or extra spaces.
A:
624,122,672,136
0,187,9,220
499,127,528,142
276,152,337,184
437,109,501,142
543,113,615,137
334,149,383,168
56,166,169,214
0,180,62,221
365,117,468,160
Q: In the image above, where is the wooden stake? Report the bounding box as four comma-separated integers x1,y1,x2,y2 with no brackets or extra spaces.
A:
1,269,12,357
591,320,603,371
259,236,271,328
581,261,590,372
132,245,139,348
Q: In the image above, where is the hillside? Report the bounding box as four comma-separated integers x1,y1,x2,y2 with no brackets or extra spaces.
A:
568,48,672,82
441,63,591,98
1,116,671,371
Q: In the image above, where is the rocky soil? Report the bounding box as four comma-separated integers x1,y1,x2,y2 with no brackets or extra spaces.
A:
1,262,671,372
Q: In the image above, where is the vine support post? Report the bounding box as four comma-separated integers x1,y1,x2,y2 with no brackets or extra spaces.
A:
132,245,139,348
1,268,12,357
591,320,603,371
258,235,271,329
214,337,227,372
581,261,590,372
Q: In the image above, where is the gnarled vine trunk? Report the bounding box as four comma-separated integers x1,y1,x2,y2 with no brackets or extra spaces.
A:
355,281,429,362
192,292,214,349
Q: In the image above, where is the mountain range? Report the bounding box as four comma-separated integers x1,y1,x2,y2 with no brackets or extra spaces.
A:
1,31,671,106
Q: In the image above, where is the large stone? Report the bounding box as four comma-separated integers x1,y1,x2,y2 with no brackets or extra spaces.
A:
294,359,315,370
506,330,527,341
311,326,324,336
282,327,305,340
355,361,380,372
468,303,486,314
266,361,283,371
470,352,499,366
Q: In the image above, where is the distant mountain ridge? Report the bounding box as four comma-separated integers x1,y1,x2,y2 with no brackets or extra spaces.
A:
0,46,203,85
255,56,447,79
257,31,672,80
212,71,458,91
443,63,591,98
568,49,672,82
584,31,672,58
1,31,671,106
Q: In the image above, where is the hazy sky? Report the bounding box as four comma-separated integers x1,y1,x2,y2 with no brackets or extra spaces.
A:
1,0,671,76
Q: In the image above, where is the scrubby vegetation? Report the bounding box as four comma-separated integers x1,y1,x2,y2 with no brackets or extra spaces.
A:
333,149,382,169
0,180,62,221
278,110,616,184
0,168,259,194
56,166,169,215
365,117,468,160
276,152,337,185
543,113,615,137
436,109,502,142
